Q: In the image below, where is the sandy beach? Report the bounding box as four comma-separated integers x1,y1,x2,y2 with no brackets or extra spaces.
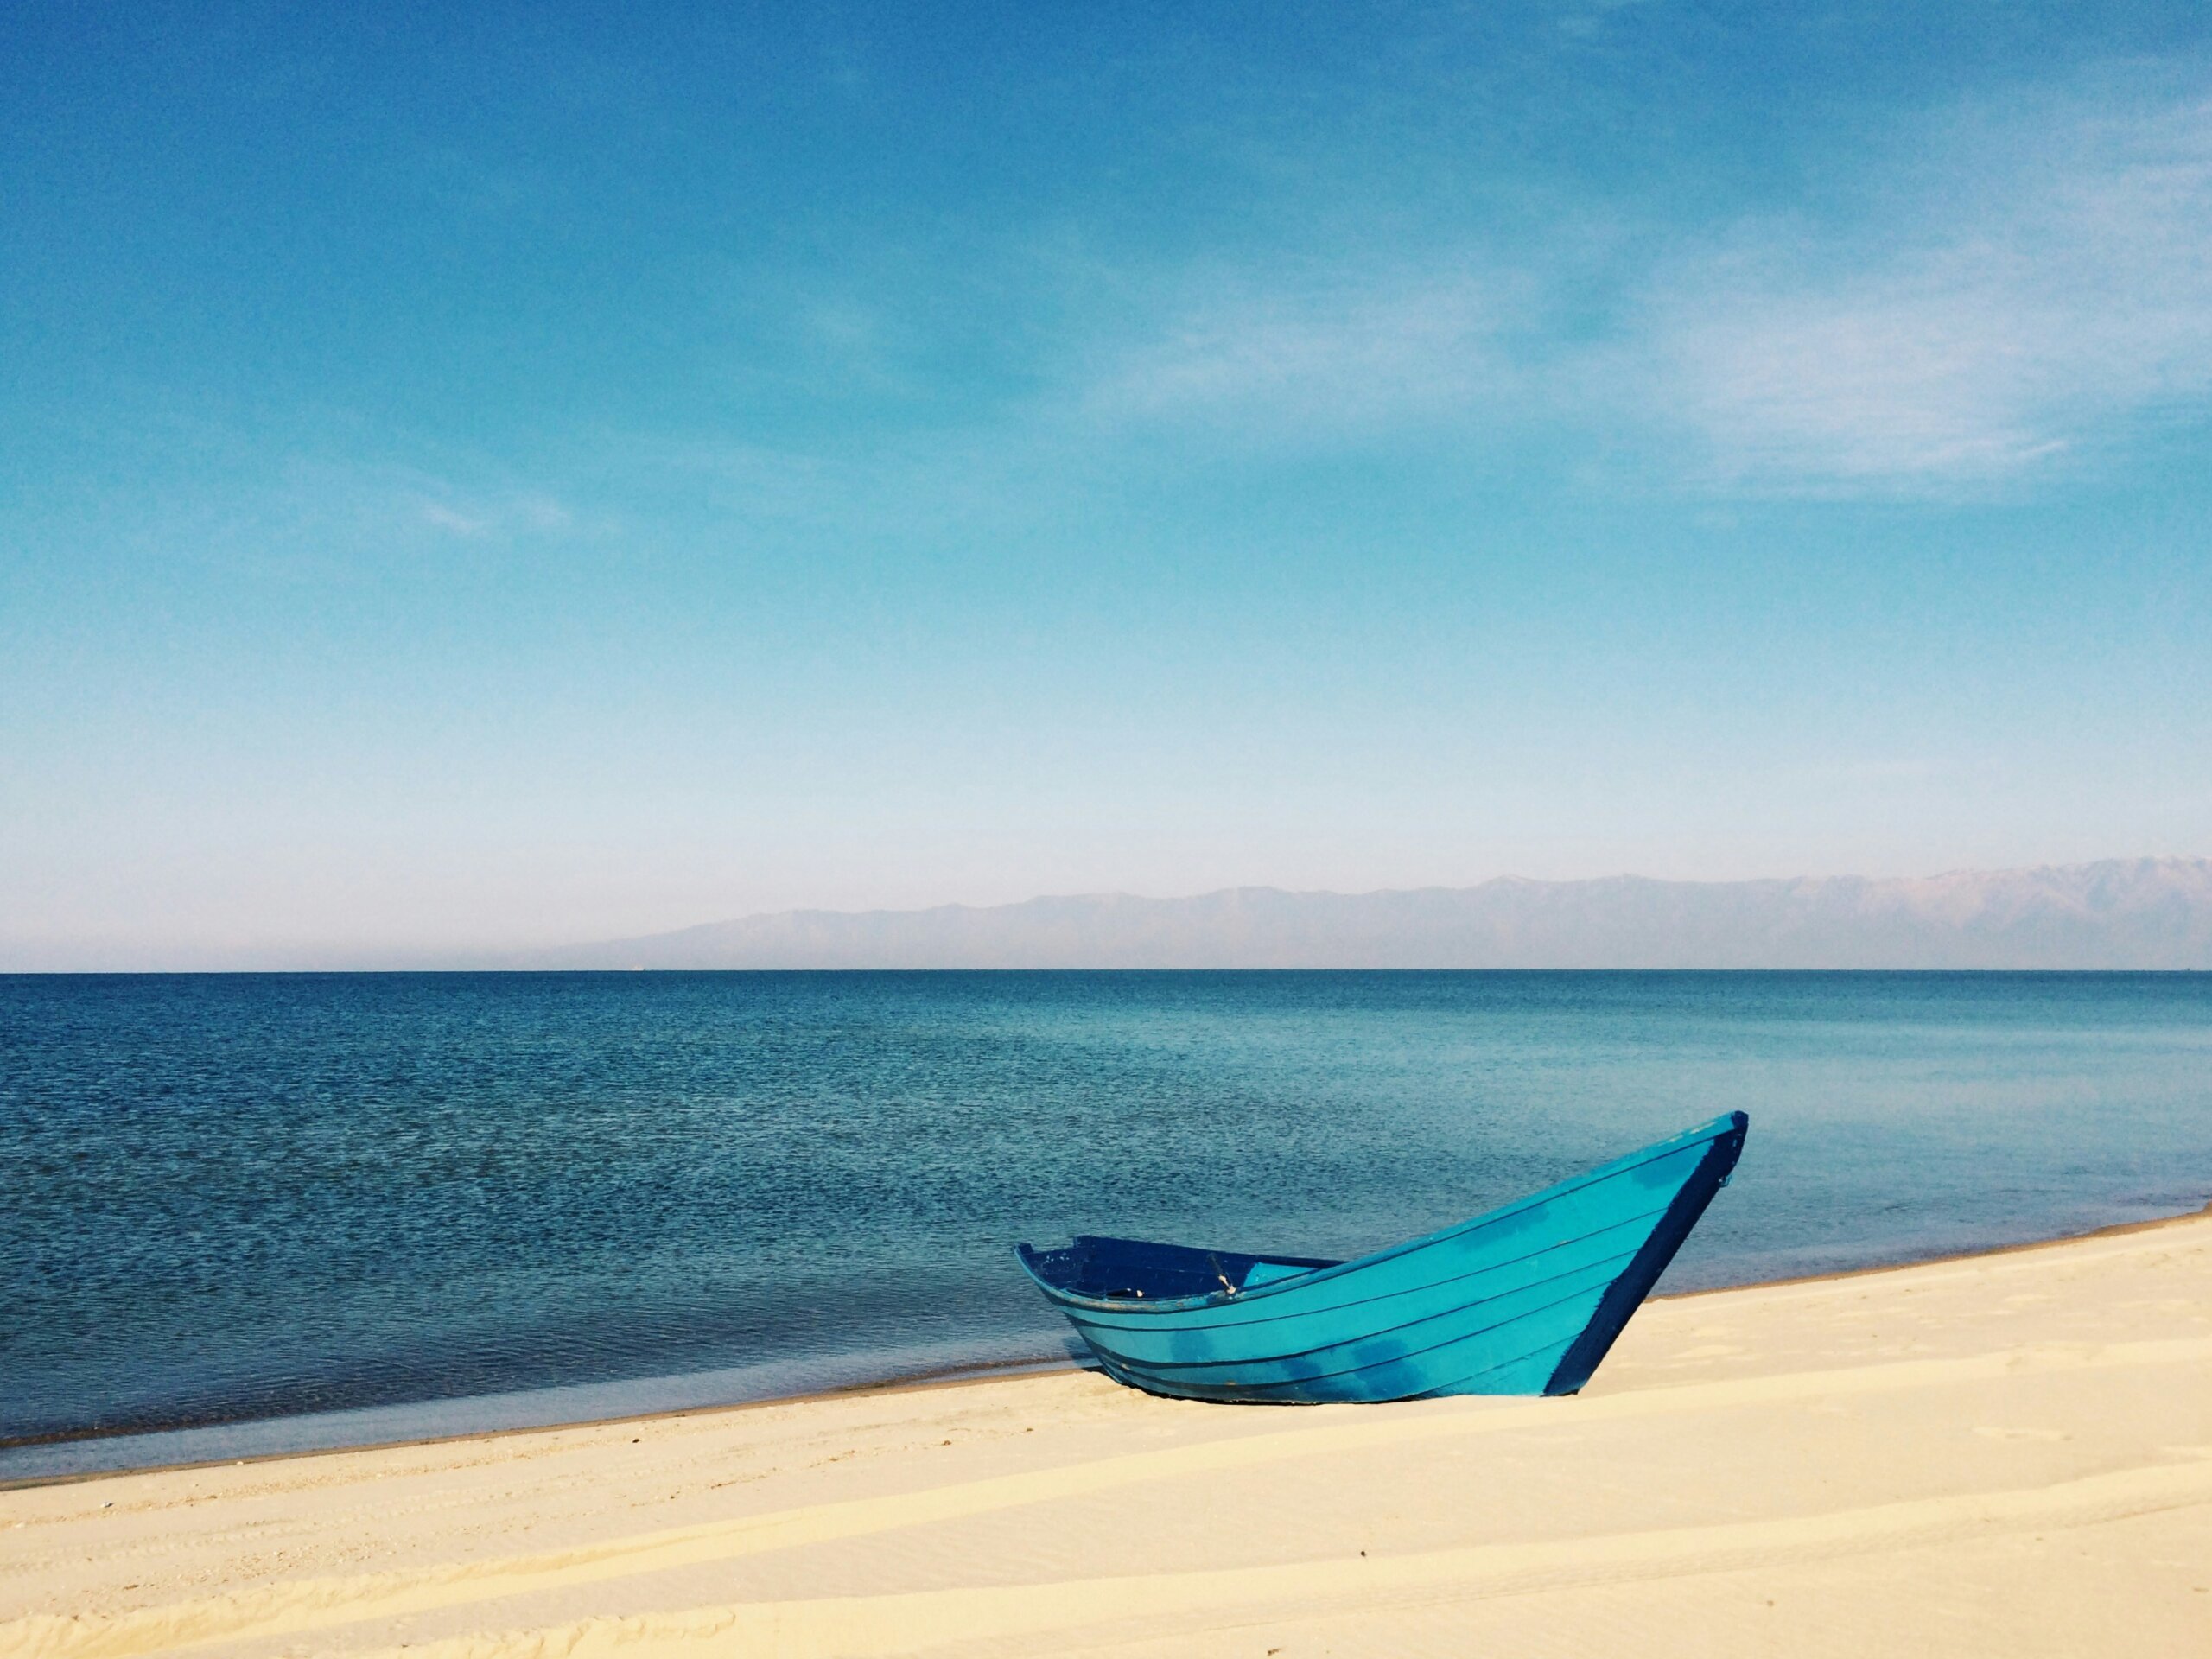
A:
4,1211,2209,1659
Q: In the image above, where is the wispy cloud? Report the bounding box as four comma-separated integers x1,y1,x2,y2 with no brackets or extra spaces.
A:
1635,86,2212,492
181,453,590,581
413,490,574,538
1071,73,2212,496
1081,266,1530,440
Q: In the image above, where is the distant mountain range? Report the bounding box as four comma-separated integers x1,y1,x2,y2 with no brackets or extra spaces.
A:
530,856,2212,970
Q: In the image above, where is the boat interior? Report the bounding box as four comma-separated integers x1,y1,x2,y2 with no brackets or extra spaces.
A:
1020,1234,1343,1301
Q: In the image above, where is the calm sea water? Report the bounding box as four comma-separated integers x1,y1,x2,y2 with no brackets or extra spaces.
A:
3,971,2209,1479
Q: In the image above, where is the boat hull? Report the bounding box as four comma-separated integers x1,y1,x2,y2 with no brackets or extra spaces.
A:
1016,1112,1747,1403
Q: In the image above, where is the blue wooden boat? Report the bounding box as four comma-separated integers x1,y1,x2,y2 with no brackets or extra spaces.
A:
1016,1111,1747,1402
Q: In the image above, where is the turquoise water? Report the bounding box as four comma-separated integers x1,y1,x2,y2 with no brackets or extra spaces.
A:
3,971,2208,1478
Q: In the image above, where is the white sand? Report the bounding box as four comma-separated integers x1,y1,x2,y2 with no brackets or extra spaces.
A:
4,1211,2209,1658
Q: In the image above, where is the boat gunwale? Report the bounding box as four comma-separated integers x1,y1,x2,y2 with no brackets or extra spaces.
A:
1017,1111,1745,1317
1053,1198,1674,1345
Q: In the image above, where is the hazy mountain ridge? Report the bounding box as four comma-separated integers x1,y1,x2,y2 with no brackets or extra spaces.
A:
531,857,2212,969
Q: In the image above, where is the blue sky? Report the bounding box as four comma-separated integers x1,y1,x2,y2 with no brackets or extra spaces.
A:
4,2,2209,964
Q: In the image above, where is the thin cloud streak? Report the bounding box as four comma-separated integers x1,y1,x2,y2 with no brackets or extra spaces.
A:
1083,268,1526,439
1068,73,2212,497
1638,86,2212,493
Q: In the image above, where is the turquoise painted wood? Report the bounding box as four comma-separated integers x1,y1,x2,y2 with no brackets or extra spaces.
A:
1016,1112,1748,1402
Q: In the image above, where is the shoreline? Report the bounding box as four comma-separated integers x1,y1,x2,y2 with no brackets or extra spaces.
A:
11,1197,2207,1492
5,1198,2207,1656
1672,1195,2212,1295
